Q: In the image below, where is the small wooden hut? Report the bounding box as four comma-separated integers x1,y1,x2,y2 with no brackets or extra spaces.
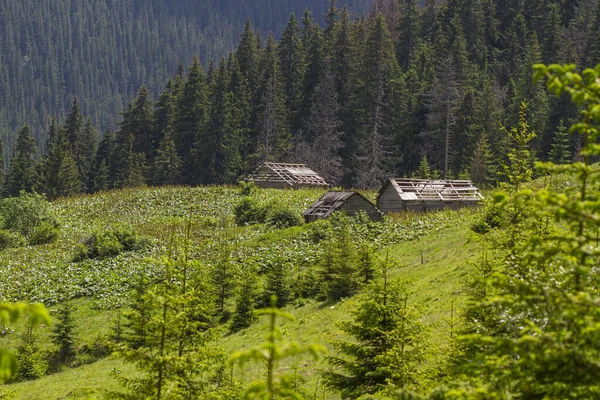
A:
377,179,483,214
245,162,329,189
304,191,383,222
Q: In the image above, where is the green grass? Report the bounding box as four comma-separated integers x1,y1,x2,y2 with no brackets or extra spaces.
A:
0,185,482,399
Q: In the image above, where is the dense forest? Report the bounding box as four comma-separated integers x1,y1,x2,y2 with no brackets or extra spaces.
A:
1,0,598,194
0,0,370,155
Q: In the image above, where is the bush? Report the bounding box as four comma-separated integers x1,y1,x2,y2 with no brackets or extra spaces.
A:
74,227,145,261
28,221,60,245
238,181,258,196
234,196,264,226
0,191,60,240
265,203,304,228
234,197,303,228
0,229,26,250
471,196,505,234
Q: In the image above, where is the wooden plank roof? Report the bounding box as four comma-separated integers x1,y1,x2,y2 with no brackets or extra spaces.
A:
383,178,483,202
246,162,329,187
304,191,362,218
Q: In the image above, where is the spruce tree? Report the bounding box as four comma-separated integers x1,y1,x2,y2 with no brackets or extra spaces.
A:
469,134,496,188
549,119,571,165
92,131,115,191
413,155,432,179
230,272,259,333
278,14,306,135
355,14,401,189
255,34,290,162
50,302,76,365
302,64,344,186
4,124,37,198
324,272,428,397
78,119,98,191
396,0,421,68
236,19,259,95
173,57,208,185
152,132,181,186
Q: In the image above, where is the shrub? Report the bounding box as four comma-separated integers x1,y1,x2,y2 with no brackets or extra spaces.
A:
234,197,303,228
238,181,258,196
74,227,145,261
0,229,26,250
265,203,304,228
0,191,60,240
471,196,505,234
28,221,60,245
234,196,263,226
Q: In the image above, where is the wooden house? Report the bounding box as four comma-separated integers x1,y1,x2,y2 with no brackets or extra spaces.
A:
245,162,329,189
376,179,483,214
304,191,383,222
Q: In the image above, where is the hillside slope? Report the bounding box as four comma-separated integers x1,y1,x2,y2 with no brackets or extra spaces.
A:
0,185,479,399
0,0,370,152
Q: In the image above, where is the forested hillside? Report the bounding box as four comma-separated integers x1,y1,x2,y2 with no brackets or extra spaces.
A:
2,0,598,195
0,0,370,154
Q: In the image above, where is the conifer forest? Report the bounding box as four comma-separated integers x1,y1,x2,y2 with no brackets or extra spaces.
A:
2,0,600,399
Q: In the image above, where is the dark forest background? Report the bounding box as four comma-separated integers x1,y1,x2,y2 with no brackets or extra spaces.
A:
1,0,599,195
0,0,370,154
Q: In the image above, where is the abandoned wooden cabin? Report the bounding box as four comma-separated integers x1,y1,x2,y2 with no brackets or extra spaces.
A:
304,191,383,222
245,162,329,189
376,179,483,214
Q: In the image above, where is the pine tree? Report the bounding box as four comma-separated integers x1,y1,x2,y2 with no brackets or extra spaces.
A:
50,302,76,365
355,14,401,189
301,64,344,186
78,119,98,191
299,24,325,136
470,134,496,188
413,155,432,179
4,124,37,198
64,98,84,158
423,56,461,178
279,14,305,135
236,20,259,95
396,0,421,68
173,57,208,185
152,132,181,186
230,272,259,333
548,119,571,165
324,270,428,397
263,260,291,308
12,322,47,382
92,131,116,191
195,60,241,184
127,86,154,163
93,159,111,192
255,35,290,163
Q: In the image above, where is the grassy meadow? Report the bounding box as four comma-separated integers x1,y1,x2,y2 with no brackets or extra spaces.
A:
0,185,481,399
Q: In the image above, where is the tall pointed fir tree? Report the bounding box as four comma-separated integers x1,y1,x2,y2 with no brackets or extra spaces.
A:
548,119,571,165
38,118,82,199
194,60,242,184
4,124,37,197
255,34,290,163
113,103,147,189
93,131,115,192
355,14,401,189
423,56,462,179
228,55,253,174
152,131,181,186
236,19,259,96
173,57,208,185
396,0,421,69
301,64,344,186
507,33,549,156
78,118,98,191
127,86,155,164
64,98,84,159
299,24,325,138
469,134,496,188
279,14,306,136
